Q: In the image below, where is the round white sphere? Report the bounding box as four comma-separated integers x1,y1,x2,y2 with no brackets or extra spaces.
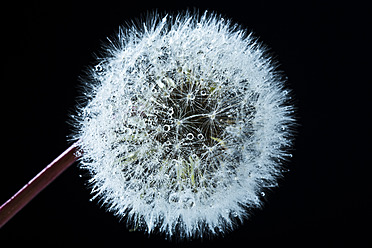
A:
72,11,295,239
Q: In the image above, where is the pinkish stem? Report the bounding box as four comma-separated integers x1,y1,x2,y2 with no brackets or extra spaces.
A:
0,142,80,228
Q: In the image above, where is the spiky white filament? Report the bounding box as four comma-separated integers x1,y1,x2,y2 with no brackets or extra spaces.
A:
72,11,295,239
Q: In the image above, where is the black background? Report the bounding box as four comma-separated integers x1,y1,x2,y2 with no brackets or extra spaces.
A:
1,1,369,247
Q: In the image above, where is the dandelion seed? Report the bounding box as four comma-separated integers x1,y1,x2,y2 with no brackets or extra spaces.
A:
72,11,295,239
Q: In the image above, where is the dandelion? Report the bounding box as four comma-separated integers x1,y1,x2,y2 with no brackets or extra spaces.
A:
0,11,295,239
71,11,295,238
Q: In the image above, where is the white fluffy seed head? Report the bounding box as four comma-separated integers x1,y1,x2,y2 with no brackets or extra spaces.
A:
72,11,295,239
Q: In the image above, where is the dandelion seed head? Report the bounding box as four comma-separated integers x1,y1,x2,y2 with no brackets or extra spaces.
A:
72,11,295,239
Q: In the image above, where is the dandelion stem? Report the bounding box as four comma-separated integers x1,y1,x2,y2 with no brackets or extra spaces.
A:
0,142,80,228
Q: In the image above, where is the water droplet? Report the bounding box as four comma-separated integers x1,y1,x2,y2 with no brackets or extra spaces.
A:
95,64,103,72
186,133,194,140
191,153,198,160
163,125,170,132
261,192,265,196
197,133,204,140
200,90,207,96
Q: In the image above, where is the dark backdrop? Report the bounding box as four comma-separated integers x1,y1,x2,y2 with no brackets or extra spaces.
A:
1,1,369,247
